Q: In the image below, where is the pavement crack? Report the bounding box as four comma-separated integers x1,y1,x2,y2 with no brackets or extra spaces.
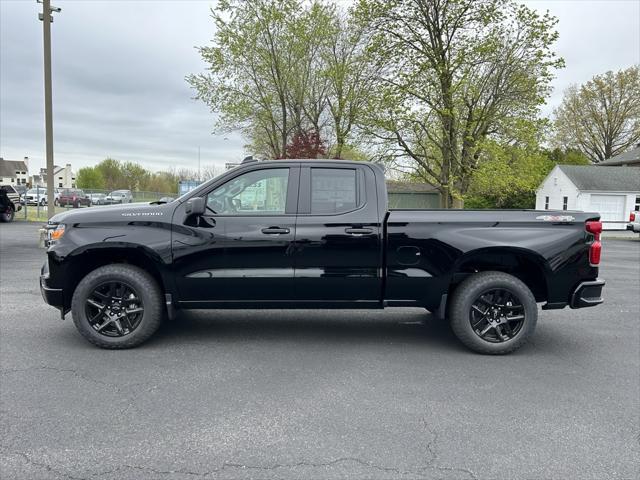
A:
0,445,85,480
1,365,151,393
421,417,478,480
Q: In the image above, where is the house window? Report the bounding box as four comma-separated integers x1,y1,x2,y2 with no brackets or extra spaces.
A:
544,196,549,210
635,195,640,212
563,196,568,210
58,177,63,180
58,183,63,188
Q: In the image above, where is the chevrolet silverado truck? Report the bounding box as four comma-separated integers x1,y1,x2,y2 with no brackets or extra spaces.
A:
40,159,605,354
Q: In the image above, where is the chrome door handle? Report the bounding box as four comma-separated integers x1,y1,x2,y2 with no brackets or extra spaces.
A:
261,227,290,234
345,227,373,236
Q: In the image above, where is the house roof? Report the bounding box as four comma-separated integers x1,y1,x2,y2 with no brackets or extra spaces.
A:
596,145,640,166
386,180,440,194
0,159,28,178
558,165,640,192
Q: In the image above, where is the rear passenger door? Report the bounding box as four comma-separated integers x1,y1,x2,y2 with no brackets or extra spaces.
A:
293,164,383,306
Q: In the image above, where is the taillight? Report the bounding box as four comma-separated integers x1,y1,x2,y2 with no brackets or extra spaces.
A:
631,212,636,222
586,220,602,266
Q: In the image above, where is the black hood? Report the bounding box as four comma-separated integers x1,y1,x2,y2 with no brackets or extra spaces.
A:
48,202,176,225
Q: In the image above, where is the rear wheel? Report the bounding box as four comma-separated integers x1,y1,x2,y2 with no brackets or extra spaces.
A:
449,272,537,355
71,264,163,349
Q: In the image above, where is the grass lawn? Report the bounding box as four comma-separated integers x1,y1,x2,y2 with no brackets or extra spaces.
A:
15,205,83,223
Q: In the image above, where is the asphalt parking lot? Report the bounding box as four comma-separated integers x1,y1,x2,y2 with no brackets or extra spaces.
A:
1,222,638,480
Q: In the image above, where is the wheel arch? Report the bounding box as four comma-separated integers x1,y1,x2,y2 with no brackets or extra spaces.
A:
59,243,171,309
448,247,550,303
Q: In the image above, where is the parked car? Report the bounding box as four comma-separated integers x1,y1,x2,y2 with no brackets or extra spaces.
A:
24,188,48,206
105,190,133,204
58,189,91,208
14,185,27,204
88,193,107,205
40,159,605,353
627,211,640,233
0,185,23,222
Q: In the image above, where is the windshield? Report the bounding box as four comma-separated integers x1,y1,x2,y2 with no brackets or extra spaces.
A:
27,189,45,194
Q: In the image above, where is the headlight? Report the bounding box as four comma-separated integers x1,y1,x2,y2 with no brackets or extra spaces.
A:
47,223,66,243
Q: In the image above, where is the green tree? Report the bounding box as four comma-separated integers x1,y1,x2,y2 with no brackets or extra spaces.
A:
95,158,124,190
546,147,591,166
188,0,307,159
187,0,374,159
465,142,552,209
121,161,150,191
356,0,563,207
323,11,376,158
76,167,105,190
553,65,640,163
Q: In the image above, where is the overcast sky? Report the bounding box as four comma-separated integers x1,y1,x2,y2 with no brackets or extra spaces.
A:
0,0,639,174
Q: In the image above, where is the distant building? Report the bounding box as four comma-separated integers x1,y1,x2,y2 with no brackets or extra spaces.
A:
386,181,441,208
0,157,29,186
596,144,640,167
536,165,640,230
33,164,76,189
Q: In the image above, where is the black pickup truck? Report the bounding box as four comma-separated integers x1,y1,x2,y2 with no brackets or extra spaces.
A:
40,159,605,354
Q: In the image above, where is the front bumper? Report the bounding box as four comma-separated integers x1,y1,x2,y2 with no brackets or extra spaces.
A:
40,262,64,311
570,279,605,309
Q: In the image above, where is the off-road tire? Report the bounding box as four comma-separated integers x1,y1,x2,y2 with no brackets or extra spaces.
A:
71,264,163,349
449,271,537,355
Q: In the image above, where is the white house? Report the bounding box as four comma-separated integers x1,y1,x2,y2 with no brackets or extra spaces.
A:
33,164,76,189
0,157,29,186
536,165,640,230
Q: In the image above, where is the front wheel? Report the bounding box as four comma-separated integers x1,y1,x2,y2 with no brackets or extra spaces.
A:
449,272,537,355
71,264,163,349
0,206,15,222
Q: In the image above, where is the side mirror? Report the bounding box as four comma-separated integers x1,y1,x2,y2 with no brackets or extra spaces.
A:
185,197,206,216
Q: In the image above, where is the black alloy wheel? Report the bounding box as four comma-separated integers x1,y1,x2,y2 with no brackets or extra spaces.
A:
85,281,144,337
469,288,525,343
449,271,537,355
71,264,163,349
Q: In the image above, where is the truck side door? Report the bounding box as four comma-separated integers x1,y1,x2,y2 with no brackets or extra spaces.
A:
172,165,299,306
293,164,383,306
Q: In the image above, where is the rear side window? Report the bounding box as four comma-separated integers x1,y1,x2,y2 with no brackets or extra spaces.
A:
310,168,357,214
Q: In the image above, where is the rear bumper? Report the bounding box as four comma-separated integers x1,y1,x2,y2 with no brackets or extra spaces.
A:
570,279,605,309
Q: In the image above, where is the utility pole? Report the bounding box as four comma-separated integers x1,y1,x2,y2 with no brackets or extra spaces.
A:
38,0,61,219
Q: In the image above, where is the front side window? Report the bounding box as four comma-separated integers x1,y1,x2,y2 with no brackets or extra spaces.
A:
206,168,289,215
310,168,357,214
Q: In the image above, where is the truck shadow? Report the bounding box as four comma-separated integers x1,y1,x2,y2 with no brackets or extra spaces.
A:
153,309,466,351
